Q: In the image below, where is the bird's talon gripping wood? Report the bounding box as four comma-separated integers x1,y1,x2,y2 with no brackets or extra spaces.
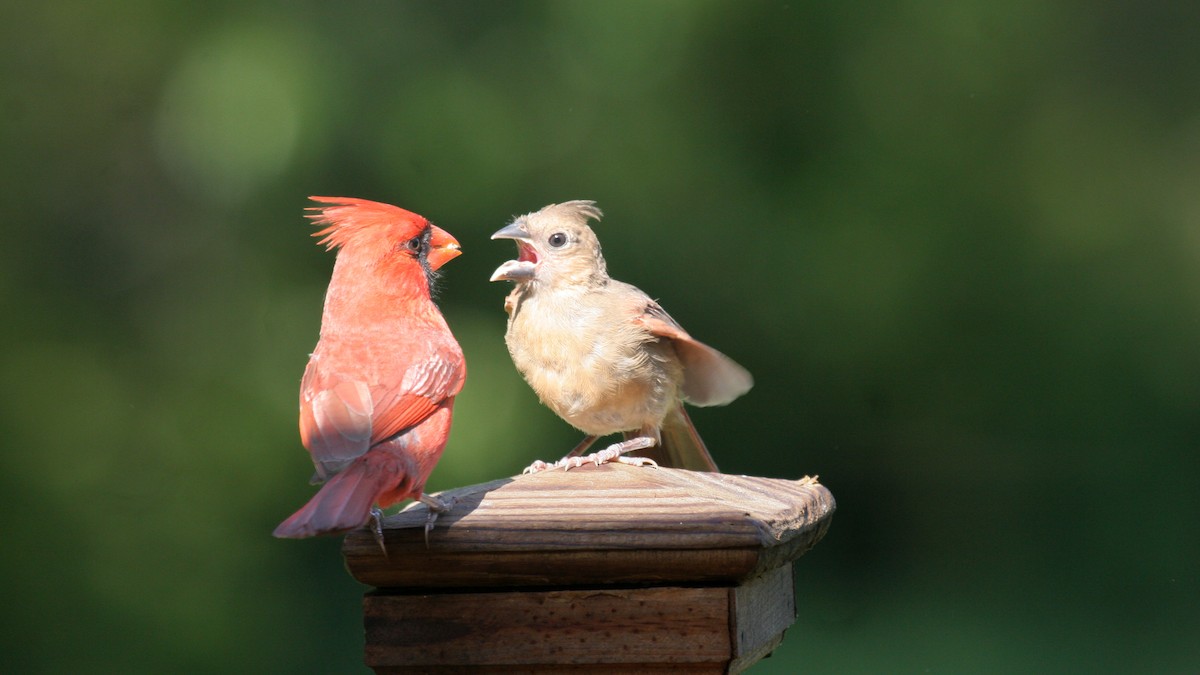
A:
369,506,387,556
522,460,551,475
419,493,454,546
523,434,660,473
616,456,659,469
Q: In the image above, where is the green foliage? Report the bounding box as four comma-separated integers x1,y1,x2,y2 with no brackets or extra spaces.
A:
2,1,1197,671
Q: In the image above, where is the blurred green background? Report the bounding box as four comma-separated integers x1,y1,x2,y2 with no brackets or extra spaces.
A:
3,1,1197,672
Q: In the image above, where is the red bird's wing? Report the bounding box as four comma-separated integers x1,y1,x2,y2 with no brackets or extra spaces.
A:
299,364,372,480
634,302,753,407
299,345,465,481
369,349,465,445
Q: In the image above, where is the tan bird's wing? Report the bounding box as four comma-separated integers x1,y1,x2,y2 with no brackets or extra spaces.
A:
635,302,754,407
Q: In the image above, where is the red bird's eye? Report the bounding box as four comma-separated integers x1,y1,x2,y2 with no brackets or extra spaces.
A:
548,232,567,247
404,236,422,253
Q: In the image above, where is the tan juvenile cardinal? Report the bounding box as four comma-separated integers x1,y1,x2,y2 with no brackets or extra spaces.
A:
489,200,752,472
274,196,465,546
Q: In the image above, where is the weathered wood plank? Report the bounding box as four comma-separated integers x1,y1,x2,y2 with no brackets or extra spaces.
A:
364,585,732,670
345,547,764,589
729,564,796,673
362,567,798,673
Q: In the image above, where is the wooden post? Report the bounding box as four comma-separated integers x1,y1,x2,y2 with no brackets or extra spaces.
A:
342,464,835,674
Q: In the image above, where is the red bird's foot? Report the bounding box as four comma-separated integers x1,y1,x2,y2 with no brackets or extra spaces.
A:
369,506,387,557
417,493,455,547
522,437,658,474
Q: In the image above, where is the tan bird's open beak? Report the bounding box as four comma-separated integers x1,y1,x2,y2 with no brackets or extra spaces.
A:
490,222,536,282
490,222,530,242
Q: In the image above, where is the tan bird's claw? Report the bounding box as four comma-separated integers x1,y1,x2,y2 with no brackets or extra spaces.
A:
522,460,551,475
616,456,658,469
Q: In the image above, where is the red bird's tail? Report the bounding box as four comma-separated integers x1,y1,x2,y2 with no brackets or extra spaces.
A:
273,455,395,539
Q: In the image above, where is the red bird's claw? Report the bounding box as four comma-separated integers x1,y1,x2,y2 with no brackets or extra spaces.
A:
418,494,456,547
369,506,388,557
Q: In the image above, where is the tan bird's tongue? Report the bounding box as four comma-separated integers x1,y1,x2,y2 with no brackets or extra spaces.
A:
518,243,538,264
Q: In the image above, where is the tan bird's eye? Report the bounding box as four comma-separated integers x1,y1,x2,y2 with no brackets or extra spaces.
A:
548,232,567,247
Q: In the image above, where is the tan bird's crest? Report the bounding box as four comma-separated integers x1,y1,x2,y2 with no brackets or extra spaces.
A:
537,200,603,226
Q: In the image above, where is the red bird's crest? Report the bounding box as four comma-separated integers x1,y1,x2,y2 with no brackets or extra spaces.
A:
307,196,430,251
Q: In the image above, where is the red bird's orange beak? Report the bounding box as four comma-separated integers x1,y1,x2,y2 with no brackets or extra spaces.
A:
427,225,462,271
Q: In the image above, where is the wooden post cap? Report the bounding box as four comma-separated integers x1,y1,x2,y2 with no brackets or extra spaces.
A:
343,464,835,589
341,464,835,673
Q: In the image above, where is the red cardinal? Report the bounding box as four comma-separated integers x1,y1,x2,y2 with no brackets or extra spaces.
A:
274,196,465,544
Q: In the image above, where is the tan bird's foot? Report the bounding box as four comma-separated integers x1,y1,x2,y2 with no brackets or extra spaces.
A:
523,436,658,473
561,439,660,470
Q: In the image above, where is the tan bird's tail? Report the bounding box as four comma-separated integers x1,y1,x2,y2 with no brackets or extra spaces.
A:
630,404,720,472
